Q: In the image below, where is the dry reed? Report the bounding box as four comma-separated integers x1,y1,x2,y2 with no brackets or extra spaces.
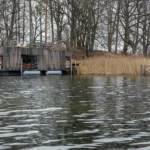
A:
77,55,150,75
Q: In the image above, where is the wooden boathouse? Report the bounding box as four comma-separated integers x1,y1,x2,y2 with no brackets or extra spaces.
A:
0,47,72,76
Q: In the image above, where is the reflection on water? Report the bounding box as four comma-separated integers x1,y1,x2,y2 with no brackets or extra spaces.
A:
0,76,150,149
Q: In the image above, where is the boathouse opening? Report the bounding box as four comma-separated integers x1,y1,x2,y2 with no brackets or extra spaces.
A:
22,55,38,69
66,57,71,69
0,56,3,70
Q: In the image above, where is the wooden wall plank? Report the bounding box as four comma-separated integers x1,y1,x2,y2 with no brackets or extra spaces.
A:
0,47,71,71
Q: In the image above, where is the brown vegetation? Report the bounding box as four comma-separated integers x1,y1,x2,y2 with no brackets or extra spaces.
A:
76,54,150,75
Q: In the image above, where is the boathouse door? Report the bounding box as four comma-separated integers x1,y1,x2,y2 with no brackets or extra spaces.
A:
22,55,38,69
0,56,3,70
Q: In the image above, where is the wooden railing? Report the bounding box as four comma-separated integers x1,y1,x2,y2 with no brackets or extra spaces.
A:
22,63,38,69
141,65,150,75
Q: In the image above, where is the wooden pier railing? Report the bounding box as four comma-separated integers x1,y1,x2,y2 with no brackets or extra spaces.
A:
22,63,38,69
141,65,150,75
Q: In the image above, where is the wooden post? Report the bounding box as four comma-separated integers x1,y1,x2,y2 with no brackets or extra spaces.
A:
144,65,146,76
70,55,72,76
21,58,23,76
141,65,143,75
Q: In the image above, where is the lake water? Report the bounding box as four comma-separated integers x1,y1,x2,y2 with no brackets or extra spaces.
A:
0,76,150,150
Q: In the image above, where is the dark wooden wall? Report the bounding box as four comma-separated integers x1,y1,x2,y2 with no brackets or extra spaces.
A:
0,47,71,71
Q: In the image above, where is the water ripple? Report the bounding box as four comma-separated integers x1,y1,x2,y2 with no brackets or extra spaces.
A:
0,76,150,149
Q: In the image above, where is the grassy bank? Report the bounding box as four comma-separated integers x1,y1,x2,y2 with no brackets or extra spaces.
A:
76,55,150,75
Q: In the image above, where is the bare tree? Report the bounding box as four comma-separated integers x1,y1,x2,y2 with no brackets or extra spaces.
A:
0,0,150,57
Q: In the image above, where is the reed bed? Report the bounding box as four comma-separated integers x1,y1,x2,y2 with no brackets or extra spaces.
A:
77,55,150,75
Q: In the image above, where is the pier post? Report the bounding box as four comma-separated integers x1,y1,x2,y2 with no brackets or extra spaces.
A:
141,65,143,75
144,65,146,76
21,58,23,76
70,54,72,76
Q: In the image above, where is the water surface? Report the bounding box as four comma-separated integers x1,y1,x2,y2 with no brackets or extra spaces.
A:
0,76,150,150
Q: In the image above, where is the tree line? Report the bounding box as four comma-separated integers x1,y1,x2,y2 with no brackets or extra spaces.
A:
0,0,150,56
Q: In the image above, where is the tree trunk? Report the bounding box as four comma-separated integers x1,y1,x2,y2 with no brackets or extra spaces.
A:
29,0,33,43
115,0,121,53
40,0,42,43
45,0,48,44
17,0,20,43
23,0,25,44
8,0,17,42
49,0,54,43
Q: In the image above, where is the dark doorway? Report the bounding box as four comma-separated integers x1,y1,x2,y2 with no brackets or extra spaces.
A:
22,55,38,69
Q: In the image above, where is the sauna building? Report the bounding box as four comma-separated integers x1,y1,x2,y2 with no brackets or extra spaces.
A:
0,47,72,75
